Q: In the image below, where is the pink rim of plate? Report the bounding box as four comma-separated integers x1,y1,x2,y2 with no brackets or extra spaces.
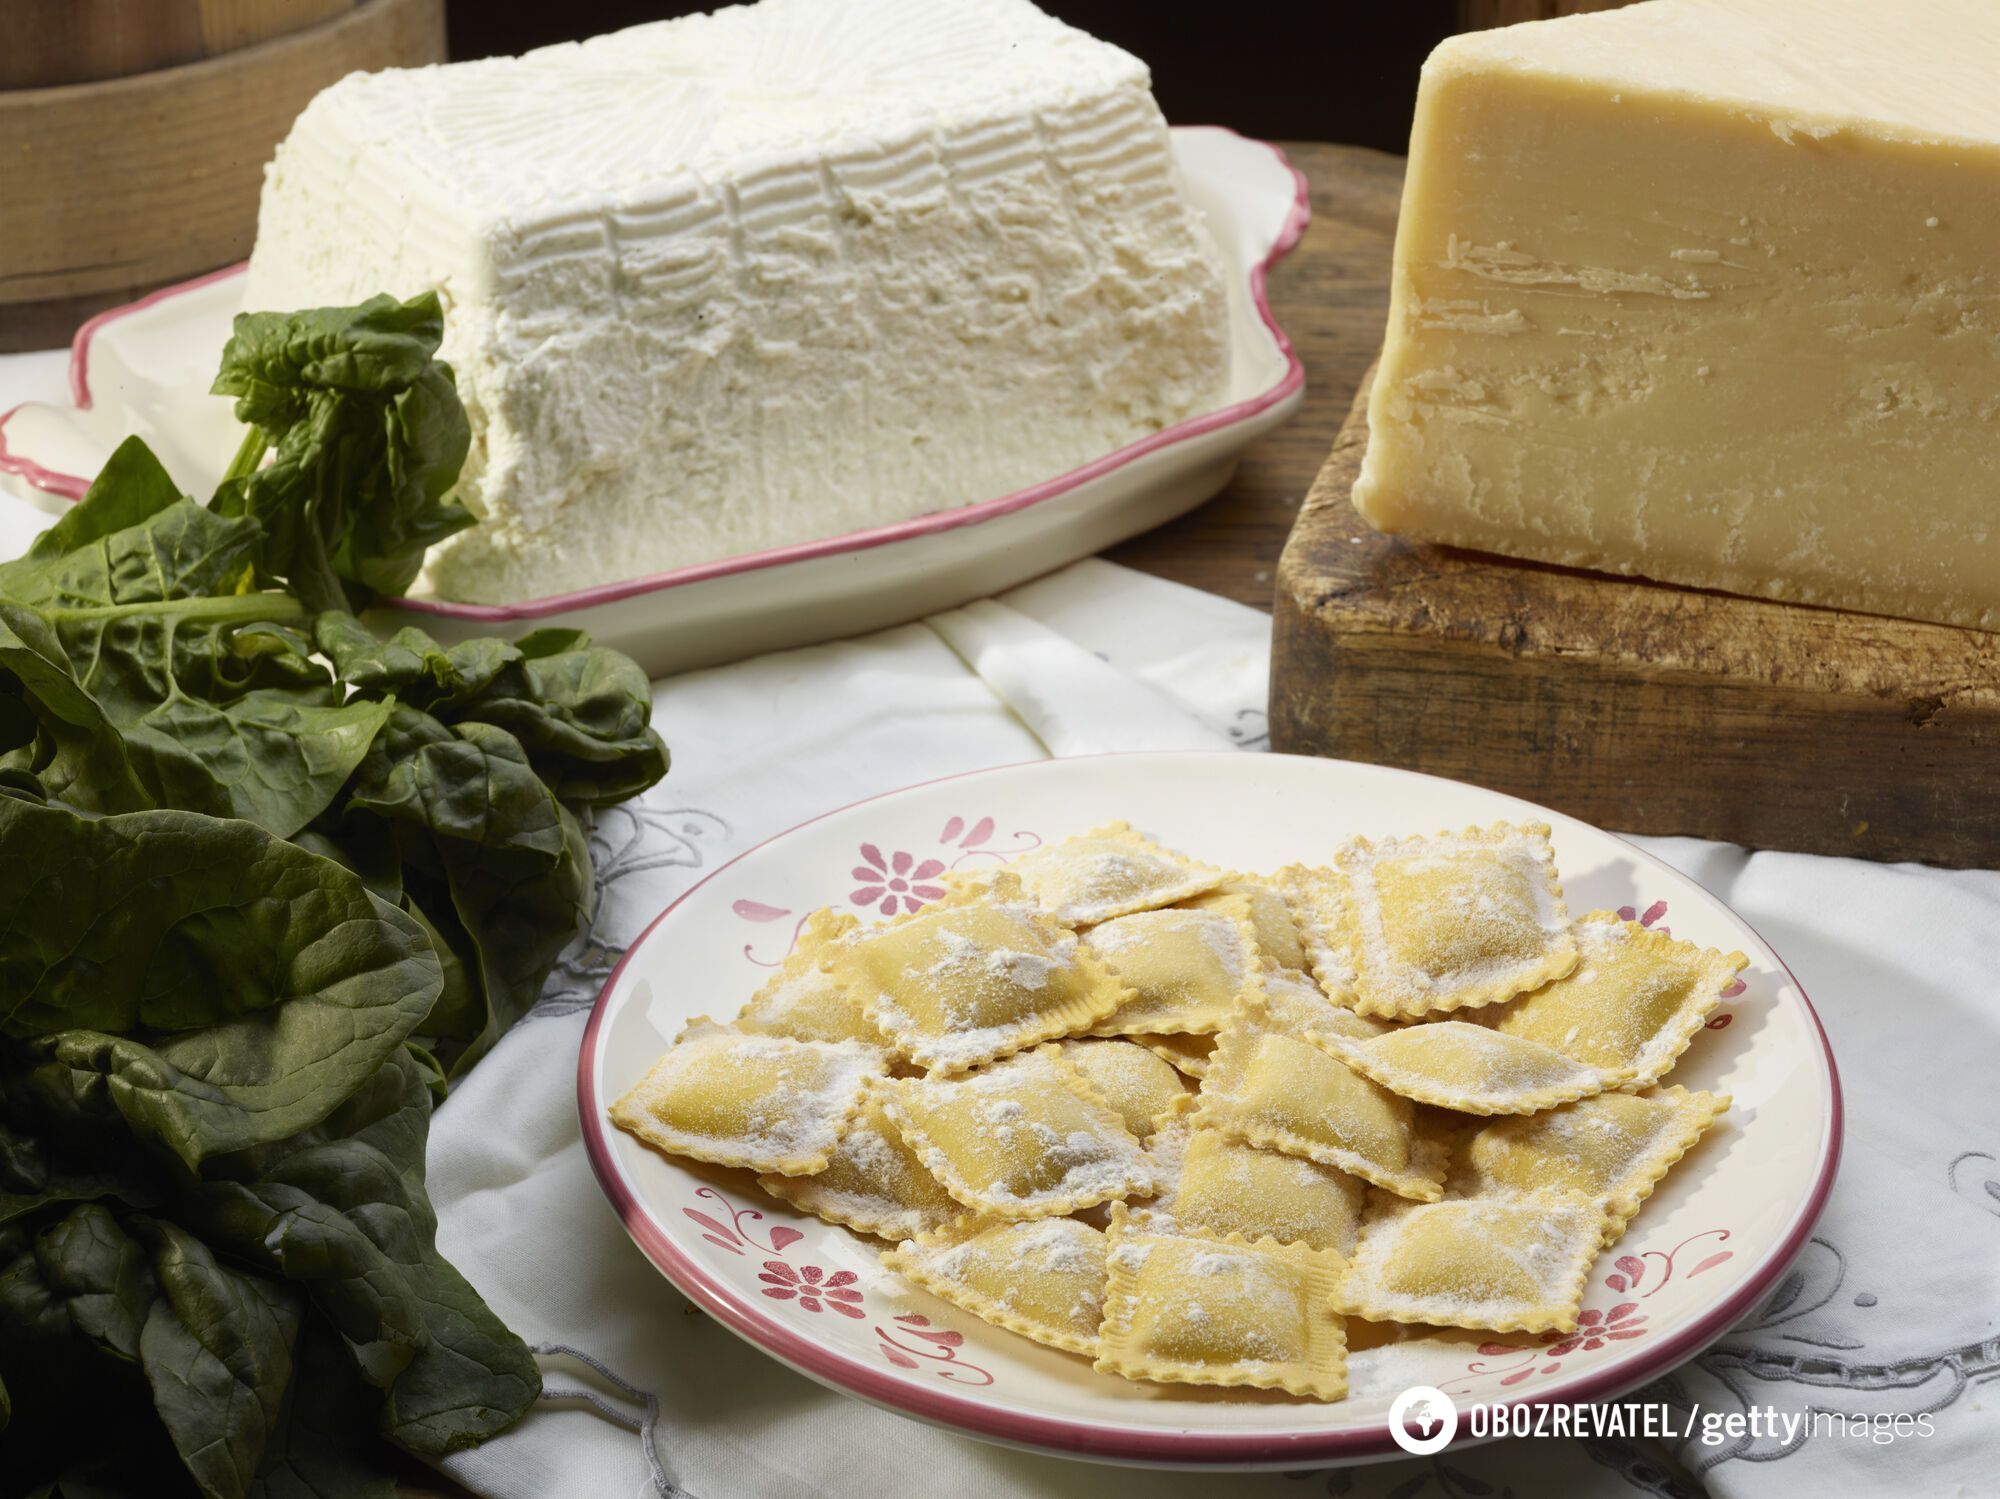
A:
0,127,1311,623
577,751,1845,1467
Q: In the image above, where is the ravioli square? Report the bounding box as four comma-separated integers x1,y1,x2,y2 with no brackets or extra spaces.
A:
1334,1191,1607,1335
1182,878,1306,973
1057,1039,1191,1141
758,1083,963,1242
1337,823,1578,1019
1096,1206,1348,1399
1162,1126,1369,1255
1489,912,1746,1087
1080,904,1263,1038
1309,1020,1631,1116
882,1046,1160,1218
1462,1086,1730,1245
1193,999,1446,1202
609,1018,884,1176
883,1215,1109,1357
829,875,1130,1073
734,909,882,1046
959,821,1223,926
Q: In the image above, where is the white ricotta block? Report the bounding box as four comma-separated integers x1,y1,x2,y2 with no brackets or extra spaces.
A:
246,0,1231,604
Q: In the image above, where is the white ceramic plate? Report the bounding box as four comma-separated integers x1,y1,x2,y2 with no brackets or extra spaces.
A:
0,128,1307,677
578,751,1843,1468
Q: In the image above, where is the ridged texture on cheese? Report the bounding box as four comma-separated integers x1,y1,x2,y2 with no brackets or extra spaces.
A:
1353,0,2000,631
246,0,1230,603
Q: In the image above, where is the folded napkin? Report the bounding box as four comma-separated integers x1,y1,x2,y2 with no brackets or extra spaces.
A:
426,559,1998,1499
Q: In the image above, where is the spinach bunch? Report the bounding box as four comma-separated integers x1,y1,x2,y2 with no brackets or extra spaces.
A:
0,294,668,1496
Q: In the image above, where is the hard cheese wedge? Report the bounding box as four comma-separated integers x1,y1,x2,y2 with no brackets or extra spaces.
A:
1353,0,2000,631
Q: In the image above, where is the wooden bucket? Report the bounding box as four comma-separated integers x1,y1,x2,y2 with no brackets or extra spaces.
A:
0,0,445,351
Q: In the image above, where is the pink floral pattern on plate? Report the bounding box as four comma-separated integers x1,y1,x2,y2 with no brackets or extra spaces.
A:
1454,1228,1734,1394
686,1185,995,1385
730,813,1043,965
760,1261,865,1318
850,844,947,917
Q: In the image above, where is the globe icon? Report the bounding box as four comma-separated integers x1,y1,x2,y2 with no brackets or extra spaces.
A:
1405,1397,1438,1437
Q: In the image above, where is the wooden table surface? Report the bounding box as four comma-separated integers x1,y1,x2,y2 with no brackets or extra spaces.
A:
392,139,1403,1499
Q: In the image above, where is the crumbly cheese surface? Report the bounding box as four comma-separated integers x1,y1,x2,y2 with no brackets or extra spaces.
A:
1353,0,2000,630
247,0,1230,603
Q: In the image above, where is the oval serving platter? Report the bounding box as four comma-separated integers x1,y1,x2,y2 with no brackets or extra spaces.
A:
578,751,1843,1469
0,127,1307,678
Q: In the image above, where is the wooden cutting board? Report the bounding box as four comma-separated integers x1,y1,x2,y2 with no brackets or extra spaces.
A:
1271,360,2000,868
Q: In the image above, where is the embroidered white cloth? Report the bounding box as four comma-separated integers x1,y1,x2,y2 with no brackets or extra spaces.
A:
416,562,1996,1499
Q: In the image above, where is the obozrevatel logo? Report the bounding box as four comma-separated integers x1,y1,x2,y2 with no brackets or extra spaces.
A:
1388,1385,1458,1455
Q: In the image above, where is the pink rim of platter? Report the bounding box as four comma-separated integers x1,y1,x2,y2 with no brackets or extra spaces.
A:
0,127,1311,625
577,751,1844,1469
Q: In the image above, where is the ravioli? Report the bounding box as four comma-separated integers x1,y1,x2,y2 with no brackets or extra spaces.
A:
1461,1086,1730,1245
1260,962,1384,1043
1488,912,1746,1087
1276,862,1359,1000
1095,1206,1348,1399
1182,878,1307,973
1333,1191,1607,1335
1192,995,1447,1201
955,821,1223,926
1081,904,1263,1038
614,814,1738,1411
1336,823,1578,1019
882,1046,1160,1218
828,874,1130,1073
1309,1020,1632,1116
1141,1032,1217,1079
883,1216,1110,1357
1159,1125,1370,1254
609,1018,884,1176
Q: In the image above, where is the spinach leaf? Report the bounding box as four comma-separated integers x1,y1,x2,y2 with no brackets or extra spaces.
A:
191,1046,538,1453
2,459,388,837
314,613,668,806
0,603,154,814
136,1217,301,1499
247,1314,399,1499
1,796,439,1042
0,437,249,607
430,799,591,1074
449,628,667,806
210,295,472,612
1,1202,155,1363
346,715,568,859
332,712,591,1074
0,1205,183,1490
185,1067,435,1372
2,799,442,1166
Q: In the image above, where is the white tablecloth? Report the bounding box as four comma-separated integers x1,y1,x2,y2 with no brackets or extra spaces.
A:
2,356,1994,1499
425,562,1994,1499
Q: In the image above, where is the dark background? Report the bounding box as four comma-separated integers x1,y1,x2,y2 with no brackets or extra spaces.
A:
445,1,1460,154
